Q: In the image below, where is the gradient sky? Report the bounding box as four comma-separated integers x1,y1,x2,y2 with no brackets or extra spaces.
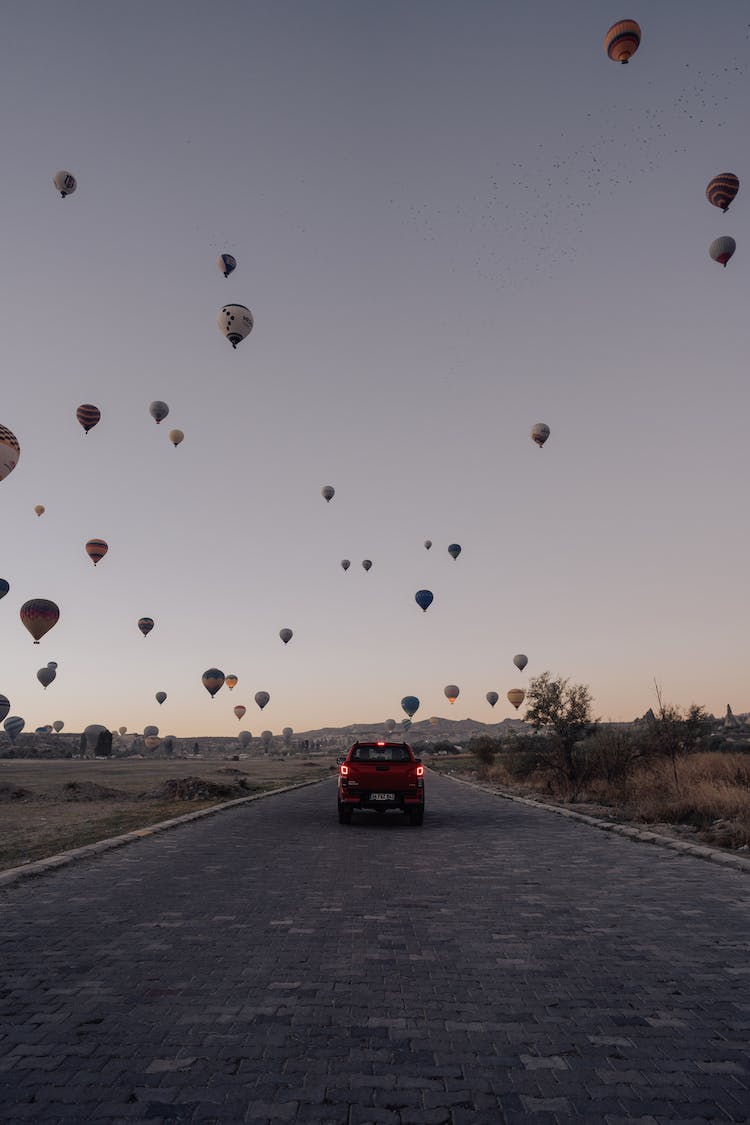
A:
1,1,748,738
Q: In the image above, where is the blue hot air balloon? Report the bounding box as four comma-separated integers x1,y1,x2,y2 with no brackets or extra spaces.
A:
415,590,433,612
0,578,8,599
218,253,237,278
401,695,420,719
448,543,462,560
4,715,24,744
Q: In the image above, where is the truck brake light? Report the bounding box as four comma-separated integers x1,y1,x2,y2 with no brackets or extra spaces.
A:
340,764,348,776
416,765,424,777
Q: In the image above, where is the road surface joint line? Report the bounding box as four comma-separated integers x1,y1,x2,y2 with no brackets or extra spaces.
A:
0,776,331,889
442,771,750,874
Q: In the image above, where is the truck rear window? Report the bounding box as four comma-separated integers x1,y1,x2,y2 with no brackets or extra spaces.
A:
350,745,410,762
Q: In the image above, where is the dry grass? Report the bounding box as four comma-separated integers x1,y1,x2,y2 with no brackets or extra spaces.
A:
486,751,750,850
0,756,333,872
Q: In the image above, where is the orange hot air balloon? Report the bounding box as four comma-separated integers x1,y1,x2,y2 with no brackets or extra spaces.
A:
226,674,238,690
507,688,525,711
605,19,641,64
234,705,246,720
20,598,60,644
706,173,740,214
85,538,108,566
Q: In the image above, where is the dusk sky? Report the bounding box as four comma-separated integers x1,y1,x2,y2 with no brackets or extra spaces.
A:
1,1,749,738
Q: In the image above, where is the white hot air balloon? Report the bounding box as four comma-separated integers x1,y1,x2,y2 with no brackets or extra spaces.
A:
217,304,253,348
531,423,550,448
168,429,184,447
709,236,736,268
53,170,77,197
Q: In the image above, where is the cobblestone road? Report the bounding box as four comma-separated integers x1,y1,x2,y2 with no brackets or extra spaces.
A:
1,773,749,1124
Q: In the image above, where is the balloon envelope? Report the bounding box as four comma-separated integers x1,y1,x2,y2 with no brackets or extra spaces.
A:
20,599,60,643
144,725,159,737
53,170,77,196
254,691,270,711
85,539,108,566
202,668,225,698
513,654,528,671
486,691,499,708
362,559,372,571
0,695,9,723
706,173,740,213
36,666,56,689
321,485,335,502
340,559,350,571
149,400,169,424
448,543,461,560
155,691,167,705
415,589,433,612
444,684,459,704
238,730,252,747
226,674,238,690
217,304,253,348
401,695,420,718
507,689,526,710
0,578,8,600
53,720,64,733
604,19,641,63
34,505,45,517
76,404,100,434
0,424,20,482
234,705,246,720
218,253,237,278
145,736,160,751
168,429,184,447
424,540,432,550
138,617,154,637
531,423,550,448
279,628,293,645
4,715,24,743
709,236,736,267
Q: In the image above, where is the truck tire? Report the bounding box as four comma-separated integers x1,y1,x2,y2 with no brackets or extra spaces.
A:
338,804,352,824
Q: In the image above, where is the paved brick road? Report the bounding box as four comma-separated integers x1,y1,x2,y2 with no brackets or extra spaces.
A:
1,773,749,1125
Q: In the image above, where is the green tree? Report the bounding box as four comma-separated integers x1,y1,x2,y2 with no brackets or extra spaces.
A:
524,671,596,785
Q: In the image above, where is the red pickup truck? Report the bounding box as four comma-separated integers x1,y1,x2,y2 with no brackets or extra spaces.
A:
337,741,425,825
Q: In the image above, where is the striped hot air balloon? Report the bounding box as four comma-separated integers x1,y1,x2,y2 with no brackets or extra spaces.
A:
709,236,736,267
0,424,20,482
507,689,526,711
706,173,740,213
85,539,108,566
138,617,154,637
76,404,101,434
0,695,10,723
20,598,60,644
604,19,641,64
4,715,24,743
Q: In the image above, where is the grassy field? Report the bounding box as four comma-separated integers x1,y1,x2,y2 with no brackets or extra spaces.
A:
0,757,333,872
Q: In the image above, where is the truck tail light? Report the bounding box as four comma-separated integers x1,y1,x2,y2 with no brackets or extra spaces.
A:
340,764,348,777
416,765,424,777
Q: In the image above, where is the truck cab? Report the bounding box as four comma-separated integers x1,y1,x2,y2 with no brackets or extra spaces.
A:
337,741,425,825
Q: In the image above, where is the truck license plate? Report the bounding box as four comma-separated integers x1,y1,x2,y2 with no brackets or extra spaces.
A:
371,793,394,801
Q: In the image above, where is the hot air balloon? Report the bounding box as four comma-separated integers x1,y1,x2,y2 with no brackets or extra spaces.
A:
217,304,253,348
401,695,420,719
261,730,273,751
34,505,45,518
20,599,59,644
145,735,161,751
155,691,167,705
85,539,108,566
144,725,159,737
385,719,396,732
149,400,169,425
202,668,225,698
0,424,20,482
507,689,525,710
138,617,154,637
0,695,9,723
118,726,127,736
279,628,293,645
4,715,24,743
341,559,350,571
486,691,499,708
362,560,372,571
282,727,293,743
234,705,246,721
36,666,56,689
415,589,433,612
53,720,64,733
402,718,412,731
531,423,550,448
513,654,528,672
321,485,335,503
604,19,641,63
707,174,740,213
226,674,238,690
238,730,252,748
444,685,460,704
424,540,432,550
53,170,77,197
448,543,462,560
255,691,270,711
218,253,237,278
0,578,8,599
710,236,736,267
76,404,100,434
169,429,184,447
